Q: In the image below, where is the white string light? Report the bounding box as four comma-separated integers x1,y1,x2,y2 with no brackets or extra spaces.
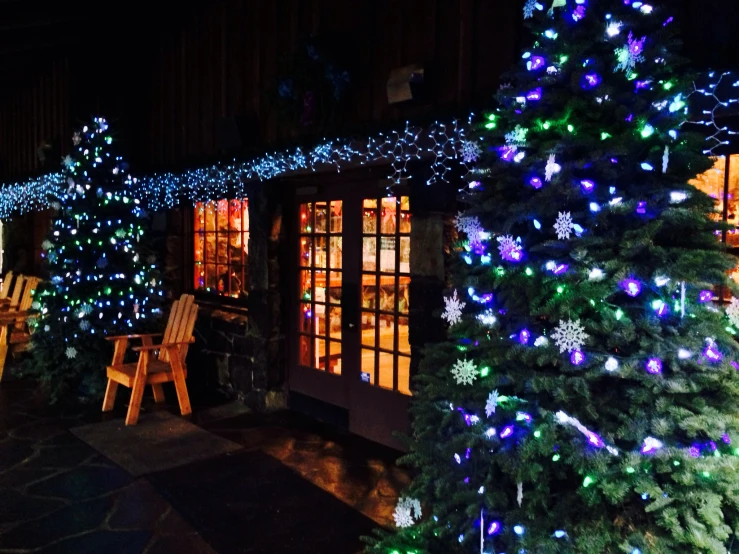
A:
686,71,739,155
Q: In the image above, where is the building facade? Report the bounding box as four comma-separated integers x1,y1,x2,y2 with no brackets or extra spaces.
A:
1,0,738,449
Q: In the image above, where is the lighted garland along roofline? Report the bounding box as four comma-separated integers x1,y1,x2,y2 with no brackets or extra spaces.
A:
0,118,475,219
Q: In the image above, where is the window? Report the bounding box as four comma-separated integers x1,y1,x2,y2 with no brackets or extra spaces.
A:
194,199,249,298
689,154,739,285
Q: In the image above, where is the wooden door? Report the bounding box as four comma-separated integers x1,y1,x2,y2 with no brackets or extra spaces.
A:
289,183,412,450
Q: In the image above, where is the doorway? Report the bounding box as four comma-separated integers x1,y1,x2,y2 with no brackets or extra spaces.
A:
289,182,412,450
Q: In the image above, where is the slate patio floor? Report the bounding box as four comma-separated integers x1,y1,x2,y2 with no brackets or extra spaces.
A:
0,373,408,553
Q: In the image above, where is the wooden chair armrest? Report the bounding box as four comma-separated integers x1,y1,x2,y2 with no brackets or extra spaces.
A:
0,310,36,323
131,338,195,352
105,333,163,342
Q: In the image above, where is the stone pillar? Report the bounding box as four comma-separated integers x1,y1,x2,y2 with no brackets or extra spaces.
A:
408,173,456,379
243,181,286,410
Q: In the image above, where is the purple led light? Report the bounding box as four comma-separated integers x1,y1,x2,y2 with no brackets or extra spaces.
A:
529,56,545,71
582,73,601,89
488,521,502,535
572,5,586,20
620,279,642,297
722,434,732,444
500,425,514,438
553,264,569,275
502,247,524,263
637,201,647,214
518,329,531,345
689,445,700,458
732,361,739,371
654,301,669,318
635,80,650,90
526,87,542,101
570,350,585,365
499,146,517,161
629,34,646,56
709,441,717,451
699,290,713,303
517,411,532,423
464,477,470,483
626,114,633,122
664,16,674,26
580,180,595,193
529,176,543,189
646,358,663,374
704,341,722,362
466,448,471,459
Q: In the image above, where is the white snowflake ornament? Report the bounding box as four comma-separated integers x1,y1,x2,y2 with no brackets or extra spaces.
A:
497,235,522,261
461,140,482,164
451,358,479,386
62,155,74,169
545,154,561,182
65,346,77,359
727,298,739,328
441,290,466,326
485,390,499,417
553,212,574,240
551,319,589,353
523,0,538,18
614,32,646,77
505,125,528,147
456,214,484,244
393,497,422,528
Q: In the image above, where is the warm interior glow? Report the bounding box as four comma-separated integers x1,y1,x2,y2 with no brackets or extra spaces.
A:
194,199,249,297
689,155,739,284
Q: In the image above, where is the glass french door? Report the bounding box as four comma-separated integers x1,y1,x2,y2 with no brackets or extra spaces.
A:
290,186,412,449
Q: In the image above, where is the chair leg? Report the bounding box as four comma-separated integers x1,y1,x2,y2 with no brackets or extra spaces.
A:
125,353,149,426
151,383,165,403
168,351,192,416
102,379,118,412
0,342,7,383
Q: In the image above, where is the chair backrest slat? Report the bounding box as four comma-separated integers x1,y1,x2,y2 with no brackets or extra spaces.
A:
16,277,41,330
178,303,199,363
0,272,14,300
9,275,26,310
160,294,195,363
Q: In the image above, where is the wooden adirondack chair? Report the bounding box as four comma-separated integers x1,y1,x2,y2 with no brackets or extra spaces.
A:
0,276,42,382
103,294,198,425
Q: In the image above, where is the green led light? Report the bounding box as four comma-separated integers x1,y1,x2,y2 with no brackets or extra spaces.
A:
556,286,564,294
626,467,635,474
534,430,541,438
601,132,611,140
543,121,551,130
702,471,710,478
641,124,654,138
673,460,680,466
560,55,568,63
567,125,574,133
525,267,533,276
495,267,505,276
615,309,624,320
663,81,674,90
583,476,594,487
480,366,491,377
484,122,496,129
552,453,560,461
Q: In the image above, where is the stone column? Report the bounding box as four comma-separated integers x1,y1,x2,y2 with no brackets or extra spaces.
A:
243,181,286,410
408,171,456,380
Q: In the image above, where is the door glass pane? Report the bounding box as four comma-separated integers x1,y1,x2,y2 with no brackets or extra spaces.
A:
316,339,327,370
362,238,376,271
361,349,375,384
217,199,229,231
381,197,397,234
361,274,377,310
329,307,342,340
399,237,410,273
379,237,396,272
398,356,411,395
398,316,410,354
300,303,312,333
330,201,343,233
315,202,328,233
300,202,313,233
378,351,394,389
299,335,311,366
398,276,410,313
399,196,411,232
329,237,342,269
328,271,342,304
363,199,377,234
361,311,375,346
315,236,327,268
205,202,216,232
329,340,342,375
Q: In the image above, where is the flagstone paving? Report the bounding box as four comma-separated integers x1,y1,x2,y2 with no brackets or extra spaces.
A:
0,373,406,553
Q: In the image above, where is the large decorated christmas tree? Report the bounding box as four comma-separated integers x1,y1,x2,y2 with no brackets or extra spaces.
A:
371,1,739,553
23,117,163,402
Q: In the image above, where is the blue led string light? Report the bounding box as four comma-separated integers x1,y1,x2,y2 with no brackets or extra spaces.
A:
0,119,474,218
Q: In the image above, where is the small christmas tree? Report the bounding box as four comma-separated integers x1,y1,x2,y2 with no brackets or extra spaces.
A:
370,1,739,553
23,117,163,402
